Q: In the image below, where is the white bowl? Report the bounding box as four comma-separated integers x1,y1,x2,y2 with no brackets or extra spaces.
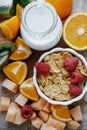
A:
33,48,87,105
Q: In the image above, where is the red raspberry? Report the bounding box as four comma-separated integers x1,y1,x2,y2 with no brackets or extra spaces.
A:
71,71,84,84
21,105,33,119
63,57,79,72
35,62,50,76
69,84,82,96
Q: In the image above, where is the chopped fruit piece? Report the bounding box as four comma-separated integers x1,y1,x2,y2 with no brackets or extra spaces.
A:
69,84,82,96
0,16,20,40
30,112,37,119
47,115,66,130
10,37,32,60
15,94,28,107
35,62,50,76
42,102,51,113
70,105,82,122
38,110,49,122
50,105,71,122
71,71,84,84
2,78,18,93
3,61,27,85
16,4,23,19
41,123,57,130
0,97,10,112
63,13,87,50
6,102,18,122
20,78,39,101
31,97,47,111
66,120,80,130
14,107,26,125
31,117,43,129
0,54,9,68
21,105,33,119
63,57,79,72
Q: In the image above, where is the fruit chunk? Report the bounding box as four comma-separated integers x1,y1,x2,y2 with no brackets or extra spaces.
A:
0,16,20,40
42,102,51,113
71,71,84,84
47,115,66,130
14,107,26,125
63,57,79,72
51,105,71,122
40,123,57,130
0,97,10,112
31,97,47,111
20,78,39,101
70,105,82,122
30,112,37,119
16,4,23,19
69,84,82,96
66,120,80,130
2,78,18,93
21,105,33,119
3,61,27,85
35,62,50,76
31,117,43,129
0,54,9,68
63,12,87,50
10,37,32,60
38,110,49,122
15,94,28,107
6,102,18,122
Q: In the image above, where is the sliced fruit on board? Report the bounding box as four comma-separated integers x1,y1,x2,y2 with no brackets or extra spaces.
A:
63,12,87,50
20,78,39,101
66,120,80,130
50,105,72,122
0,54,9,68
3,61,28,85
10,36,32,60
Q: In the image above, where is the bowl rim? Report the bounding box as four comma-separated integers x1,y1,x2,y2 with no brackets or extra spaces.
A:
33,47,87,105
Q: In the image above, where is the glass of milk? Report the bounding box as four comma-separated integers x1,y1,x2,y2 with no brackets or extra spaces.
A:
20,0,62,51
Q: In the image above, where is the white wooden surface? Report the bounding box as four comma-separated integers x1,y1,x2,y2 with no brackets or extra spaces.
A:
0,0,87,130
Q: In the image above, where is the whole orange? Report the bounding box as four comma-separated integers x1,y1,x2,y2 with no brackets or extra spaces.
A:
46,0,72,19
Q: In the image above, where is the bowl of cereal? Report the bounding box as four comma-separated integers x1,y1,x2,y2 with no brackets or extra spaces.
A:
33,48,87,105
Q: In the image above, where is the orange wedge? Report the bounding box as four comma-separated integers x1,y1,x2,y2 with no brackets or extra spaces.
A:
20,78,39,101
0,16,20,40
16,4,23,19
3,61,27,85
51,105,72,122
10,37,32,60
63,13,87,50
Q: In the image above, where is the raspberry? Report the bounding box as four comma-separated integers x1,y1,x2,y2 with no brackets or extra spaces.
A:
63,57,79,72
69,84,82,96
21,105,33,119
71,71,84,84
35,62,50,76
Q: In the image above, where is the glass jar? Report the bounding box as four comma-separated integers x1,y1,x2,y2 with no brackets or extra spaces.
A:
20,0,62,51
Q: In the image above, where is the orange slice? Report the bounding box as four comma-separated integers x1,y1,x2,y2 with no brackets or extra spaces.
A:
16,4,23,19
3,61,27,85
51,105,72,122
10,37,32,60
20,78,39,101
63,13,87,50
0,16,20,40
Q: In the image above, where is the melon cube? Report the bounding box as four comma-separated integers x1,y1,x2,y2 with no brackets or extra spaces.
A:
5,102,18,122
70,105,82,122
0,97,10,111
2,78,18,93
30,112,37,119
66,120,80,130
40,123,57,130
15,94,28,107
14,107,26,125
42,102,51,113
31,117,43,129
47,115,66,130
38,110,49,122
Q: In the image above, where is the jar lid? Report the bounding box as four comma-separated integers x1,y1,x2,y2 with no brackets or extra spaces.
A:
22,1,58,38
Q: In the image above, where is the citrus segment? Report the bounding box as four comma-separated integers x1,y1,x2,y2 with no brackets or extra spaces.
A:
10,37,32,60
63,13,87,50
3,61,27,85
51,105,71,122
46,0,72,19
20,78,39,101
0,16,20,40
16,4,23,19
